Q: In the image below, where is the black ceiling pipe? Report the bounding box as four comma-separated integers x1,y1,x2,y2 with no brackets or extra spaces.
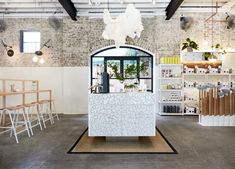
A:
165,0,184,20
58,0,77,21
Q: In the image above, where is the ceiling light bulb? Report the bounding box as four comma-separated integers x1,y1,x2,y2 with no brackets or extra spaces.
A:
88,0,92,5
120,0,124,4
95,0,100,5
152,0,156,5
32,56,38,63
39,57,45,64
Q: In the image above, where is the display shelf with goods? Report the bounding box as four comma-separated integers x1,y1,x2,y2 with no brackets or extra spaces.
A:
181,51,235,116
157,64,184,116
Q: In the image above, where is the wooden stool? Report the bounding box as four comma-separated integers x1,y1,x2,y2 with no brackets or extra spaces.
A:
47,99,59,122
24,102,43,135
9,105,31,141
38,100,53,128
0,108,19,143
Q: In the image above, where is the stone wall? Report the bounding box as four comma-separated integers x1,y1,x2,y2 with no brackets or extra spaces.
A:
0,13,234,67
0,18,63,67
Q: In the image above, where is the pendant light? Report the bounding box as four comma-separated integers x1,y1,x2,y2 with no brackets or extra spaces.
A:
35,39,53,56
39,57,45,64
1,40,14,57
32,55,39,62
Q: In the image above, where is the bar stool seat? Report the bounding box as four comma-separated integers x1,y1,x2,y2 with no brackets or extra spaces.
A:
0,105,31,143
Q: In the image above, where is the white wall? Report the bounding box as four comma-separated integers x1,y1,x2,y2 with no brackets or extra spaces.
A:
222,52,235,69
0,67,89,114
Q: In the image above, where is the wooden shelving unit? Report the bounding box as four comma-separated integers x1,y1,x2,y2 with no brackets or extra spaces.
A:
0,79,52,126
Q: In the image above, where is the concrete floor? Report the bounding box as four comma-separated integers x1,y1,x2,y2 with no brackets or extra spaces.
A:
0,115,235,169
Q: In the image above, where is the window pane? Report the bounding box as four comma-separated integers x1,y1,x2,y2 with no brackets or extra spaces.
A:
92,58,104,78
107,60,121,79
139,57,152,78
23,32,40,42
124,60,137,78
23,42,40,53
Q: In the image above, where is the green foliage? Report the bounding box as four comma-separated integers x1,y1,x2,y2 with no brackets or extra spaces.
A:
181,38,199,51
211,44,227,55
125,64,137,78
108,61,149,81
108,62,124,81
203,52,212,60
124,84,137,89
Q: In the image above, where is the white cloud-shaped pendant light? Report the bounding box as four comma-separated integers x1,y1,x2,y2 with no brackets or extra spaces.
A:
102,4,144,48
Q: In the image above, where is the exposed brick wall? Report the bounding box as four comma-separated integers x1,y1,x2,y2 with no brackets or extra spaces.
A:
0,13,234,67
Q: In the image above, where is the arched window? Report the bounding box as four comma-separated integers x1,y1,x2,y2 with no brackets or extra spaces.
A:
90,45,154,92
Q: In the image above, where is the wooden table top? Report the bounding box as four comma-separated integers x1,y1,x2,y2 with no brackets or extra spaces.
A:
0,90,51,96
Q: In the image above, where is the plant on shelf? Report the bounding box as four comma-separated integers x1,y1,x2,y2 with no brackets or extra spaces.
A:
203,52,212,60
211,43,227,54
181,38,199,52
124,84,137,90
203,52,218,61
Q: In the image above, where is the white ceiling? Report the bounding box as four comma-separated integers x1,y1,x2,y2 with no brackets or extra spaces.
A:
0,0,171,18
0,0,235,18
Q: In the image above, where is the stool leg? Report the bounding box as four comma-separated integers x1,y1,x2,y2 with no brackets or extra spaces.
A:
6,110,19,143
39,104,47,128
47,102,54,125
22,108,31,137
0,110,2,126
52,101,59,120
10,110,17,137
26,107,34,136
34,104,43,131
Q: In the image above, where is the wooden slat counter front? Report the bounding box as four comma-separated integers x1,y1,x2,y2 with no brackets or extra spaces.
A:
0,90,52,126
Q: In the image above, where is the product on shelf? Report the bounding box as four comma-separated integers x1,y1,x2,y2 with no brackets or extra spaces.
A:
184,105,199,114
183,65,235,75
161,69,172,77
184,81,196,88
160,56,181,64
183,66,194,74
161,84,182,90
195,66,207,74
161,69,182,78
184,95,197,102
163,105,181,113
162,92,182,102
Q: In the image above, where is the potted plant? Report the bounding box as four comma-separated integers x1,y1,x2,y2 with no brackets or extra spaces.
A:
203,52,212,61
211,44,227,54
182,38,199,52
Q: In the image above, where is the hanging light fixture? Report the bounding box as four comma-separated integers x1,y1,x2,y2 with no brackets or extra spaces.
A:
35,39,53,56
88,0,92,5
39,57,45,64
102,3,144,47
33,39,52,64
32,55,39,63
1,40,14,57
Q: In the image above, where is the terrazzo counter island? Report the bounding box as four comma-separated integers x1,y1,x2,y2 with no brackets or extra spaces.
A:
88,92,156,137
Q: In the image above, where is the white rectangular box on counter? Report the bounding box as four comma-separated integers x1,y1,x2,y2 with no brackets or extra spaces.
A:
88,92,156,137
